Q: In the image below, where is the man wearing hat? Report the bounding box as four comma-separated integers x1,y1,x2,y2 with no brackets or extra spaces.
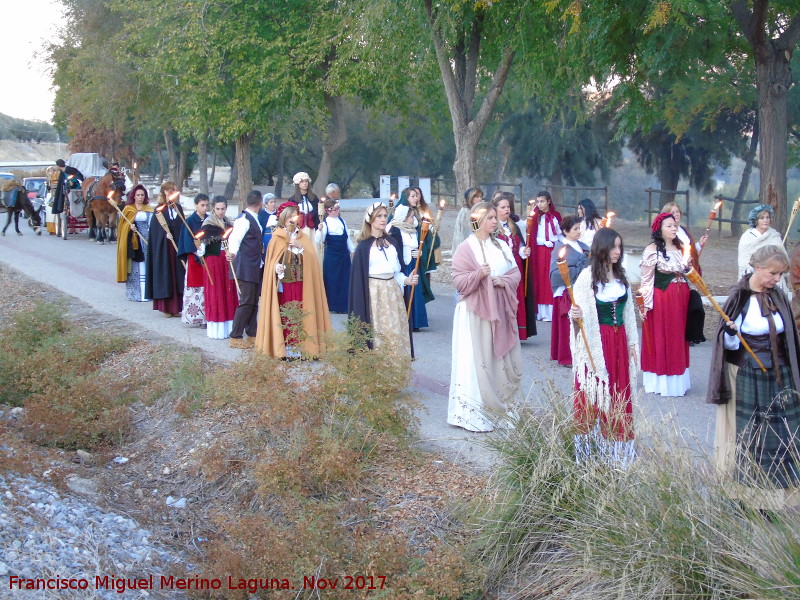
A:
290,172,321,244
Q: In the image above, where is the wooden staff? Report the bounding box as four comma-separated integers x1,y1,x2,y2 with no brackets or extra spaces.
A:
106,194,147,247
221,227,241,296
635,292,652,356
685,267,766,373
155,206,187,269
388,193,396,221
167,191,214,285
192,231,215,286
524,200,535,295
783,198,800,245
557,249,596,372
407,218,432,318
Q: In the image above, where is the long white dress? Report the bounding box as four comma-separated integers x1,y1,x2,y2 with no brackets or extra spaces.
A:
448,236,523,432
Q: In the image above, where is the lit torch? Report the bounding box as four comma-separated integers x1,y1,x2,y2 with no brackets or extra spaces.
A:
783,197,800,245
193,230,214,286
220,227,241,295
470,209,488,264
425,200,446,273
155,204,187,270
600,211,616,228
557,246,595,372
167,189,212,283
407,217,432,318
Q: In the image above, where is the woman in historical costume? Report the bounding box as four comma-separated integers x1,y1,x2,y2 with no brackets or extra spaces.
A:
290,172,321,244
493,192,536,340
388,189,429,330
448,202,522,432
178,193,209,327
737,204,789,294
576,198,603,247
412,187,441,312
255,202,331,359
549,215,590,366
451,187,484,255
348,202,417,357
639,212,691,396
569,227,639,465
708,245,800,510
145,182,186,317
530,190,562,321
318,197,355,313
662,201,708,345
116,184,154,302
196,196,239,339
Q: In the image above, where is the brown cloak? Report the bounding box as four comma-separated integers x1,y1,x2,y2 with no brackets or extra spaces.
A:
255,227,331,358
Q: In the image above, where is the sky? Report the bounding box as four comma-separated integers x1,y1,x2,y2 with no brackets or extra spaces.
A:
0,0,64,122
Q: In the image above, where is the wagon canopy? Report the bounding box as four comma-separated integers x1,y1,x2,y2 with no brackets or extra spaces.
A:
67,153,106,179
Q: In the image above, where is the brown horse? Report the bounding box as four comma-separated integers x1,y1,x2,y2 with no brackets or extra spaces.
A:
82,172,124,244
1,182,42,236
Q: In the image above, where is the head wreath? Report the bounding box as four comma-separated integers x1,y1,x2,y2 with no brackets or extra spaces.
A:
364,201,386,223
651,212,673,234
276,201,298,218
292,172,311,185
748,203,774,228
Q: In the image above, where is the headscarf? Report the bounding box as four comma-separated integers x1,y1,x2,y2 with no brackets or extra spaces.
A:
364,201,386,223
748,203,774,228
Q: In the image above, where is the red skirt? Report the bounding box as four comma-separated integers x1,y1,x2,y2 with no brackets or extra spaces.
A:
533,244,554,306
641,282,690,376
186,256,205,287
574,324,633,441
550,293,572,365
203,252,238,323
279,281,303,345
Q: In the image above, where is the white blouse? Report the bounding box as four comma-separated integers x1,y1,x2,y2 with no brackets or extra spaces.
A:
320,217,356,252
368,242,406,289
723,296,785,350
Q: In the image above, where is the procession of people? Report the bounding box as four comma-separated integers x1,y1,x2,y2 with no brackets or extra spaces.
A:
99,161,800,506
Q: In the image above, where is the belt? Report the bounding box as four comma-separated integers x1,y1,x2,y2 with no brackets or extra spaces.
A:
369,274,394,281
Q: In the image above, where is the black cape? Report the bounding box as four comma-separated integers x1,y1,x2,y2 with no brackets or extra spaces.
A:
145,204,186,300
348,234,414,357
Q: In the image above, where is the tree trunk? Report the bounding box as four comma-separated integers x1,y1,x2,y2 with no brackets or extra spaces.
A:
163,129,177,184
224,161,238,203
209,146,217,188
658,156,681,205
235,133,254,211
198,136,209,194
491,137,512,197
274,135,284,198
314,94,348,197
177,149,188,191
730,119,759,236
155,141,164,183
549,168,564,208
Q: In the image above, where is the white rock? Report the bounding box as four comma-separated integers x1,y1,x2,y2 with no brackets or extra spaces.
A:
113,456,129,464
165,496,187,509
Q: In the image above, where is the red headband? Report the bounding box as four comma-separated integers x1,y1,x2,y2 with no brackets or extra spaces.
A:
276,201,298,218
651,212,673,234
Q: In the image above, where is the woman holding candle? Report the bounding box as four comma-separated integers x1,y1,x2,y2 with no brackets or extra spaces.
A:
388,189,429,330
348,202,417,357
318,197,355,313
576,198,603,246
195,196,239,339
639,212,691,396
530,191,562,321
256,202,331,359
451,187,484,255
708,245,800,510
448,202,522,432
549,215,590,366
493,193,536,340
568,228,639,464
145,181,186,317
662,201,707,345
116,184,154,302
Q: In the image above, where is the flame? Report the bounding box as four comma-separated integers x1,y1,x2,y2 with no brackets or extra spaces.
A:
133,162,138,170
106,191,115,200
528,199,535,217
156,204,167,213
390,193,397,200
320,196,326,202
558,246,567,260
713,200,723,211
222,227,233,240
683,241,691,267
439,198,446,210
194,231,206,240
168,191,180,203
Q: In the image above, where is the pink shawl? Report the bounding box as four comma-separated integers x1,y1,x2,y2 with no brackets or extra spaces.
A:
452,239,521,359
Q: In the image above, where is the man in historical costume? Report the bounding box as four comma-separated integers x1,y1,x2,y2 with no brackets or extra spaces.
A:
178,194,209,326
227,190,264,349
51,159,85,234
145,183,186,317
255,201,331,359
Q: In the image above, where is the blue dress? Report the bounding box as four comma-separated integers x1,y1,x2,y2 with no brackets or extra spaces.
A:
322,216,351,313
403,260,429,329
